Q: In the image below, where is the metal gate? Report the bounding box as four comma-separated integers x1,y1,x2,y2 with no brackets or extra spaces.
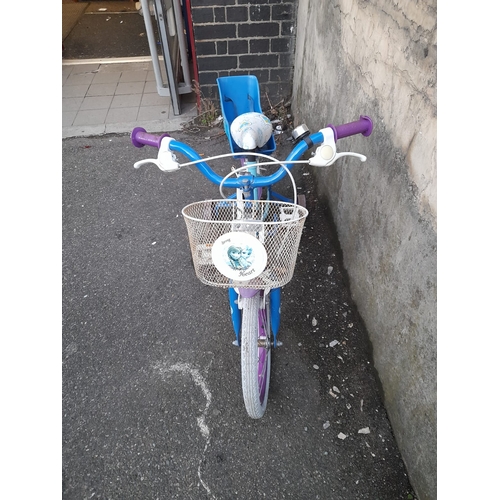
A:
140,0,192,115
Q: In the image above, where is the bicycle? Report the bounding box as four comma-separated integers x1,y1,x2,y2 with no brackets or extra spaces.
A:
130,75,373,418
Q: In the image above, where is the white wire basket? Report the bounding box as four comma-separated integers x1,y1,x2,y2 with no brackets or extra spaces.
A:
182,199,308,289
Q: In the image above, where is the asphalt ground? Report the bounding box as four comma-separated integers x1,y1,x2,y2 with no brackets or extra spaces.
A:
62,128,417,499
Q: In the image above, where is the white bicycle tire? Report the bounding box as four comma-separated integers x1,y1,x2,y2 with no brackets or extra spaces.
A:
240,294,271,419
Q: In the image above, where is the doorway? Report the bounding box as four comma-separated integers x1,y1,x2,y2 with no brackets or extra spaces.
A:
62,1,153,60
62,0,195,115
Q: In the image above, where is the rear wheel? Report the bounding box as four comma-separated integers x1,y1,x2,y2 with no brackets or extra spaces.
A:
240,293,271,418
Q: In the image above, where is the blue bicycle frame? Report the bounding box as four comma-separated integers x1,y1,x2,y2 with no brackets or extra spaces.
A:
167,137,314,348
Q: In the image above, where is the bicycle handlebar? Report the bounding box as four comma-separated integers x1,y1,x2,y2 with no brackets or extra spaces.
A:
130,116,373,188
131,116,373,150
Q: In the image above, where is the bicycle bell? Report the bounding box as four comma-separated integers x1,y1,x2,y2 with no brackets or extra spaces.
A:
291,124,310,144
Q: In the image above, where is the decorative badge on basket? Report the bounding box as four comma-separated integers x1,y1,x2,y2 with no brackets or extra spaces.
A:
211,232,268,281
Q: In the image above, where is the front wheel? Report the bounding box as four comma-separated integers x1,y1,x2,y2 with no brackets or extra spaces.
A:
240,293,271,418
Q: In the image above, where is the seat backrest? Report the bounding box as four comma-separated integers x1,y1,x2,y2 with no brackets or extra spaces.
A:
217,75,262,122
217,75,276,156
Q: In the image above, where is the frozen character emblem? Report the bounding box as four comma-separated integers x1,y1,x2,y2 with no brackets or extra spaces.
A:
211,232,267,282
226,245,254,270
241,245,253,268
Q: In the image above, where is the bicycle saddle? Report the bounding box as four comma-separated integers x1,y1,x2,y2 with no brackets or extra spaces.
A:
230,112,274,151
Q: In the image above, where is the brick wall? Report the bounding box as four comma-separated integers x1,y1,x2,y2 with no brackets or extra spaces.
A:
190,0,298,109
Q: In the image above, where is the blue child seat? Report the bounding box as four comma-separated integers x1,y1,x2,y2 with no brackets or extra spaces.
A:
217,75,276,157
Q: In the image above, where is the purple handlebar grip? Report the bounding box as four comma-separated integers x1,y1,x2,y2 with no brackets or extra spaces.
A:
327,116,373,142
131,127,171,148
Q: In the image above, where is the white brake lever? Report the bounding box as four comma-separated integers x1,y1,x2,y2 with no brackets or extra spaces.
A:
133,137,180,172
134,158,159,169
309,127,367,167
335,152,366,162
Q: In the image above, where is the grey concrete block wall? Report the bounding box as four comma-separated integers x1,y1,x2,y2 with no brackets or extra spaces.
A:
292,1,437,499
190,0,298,106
